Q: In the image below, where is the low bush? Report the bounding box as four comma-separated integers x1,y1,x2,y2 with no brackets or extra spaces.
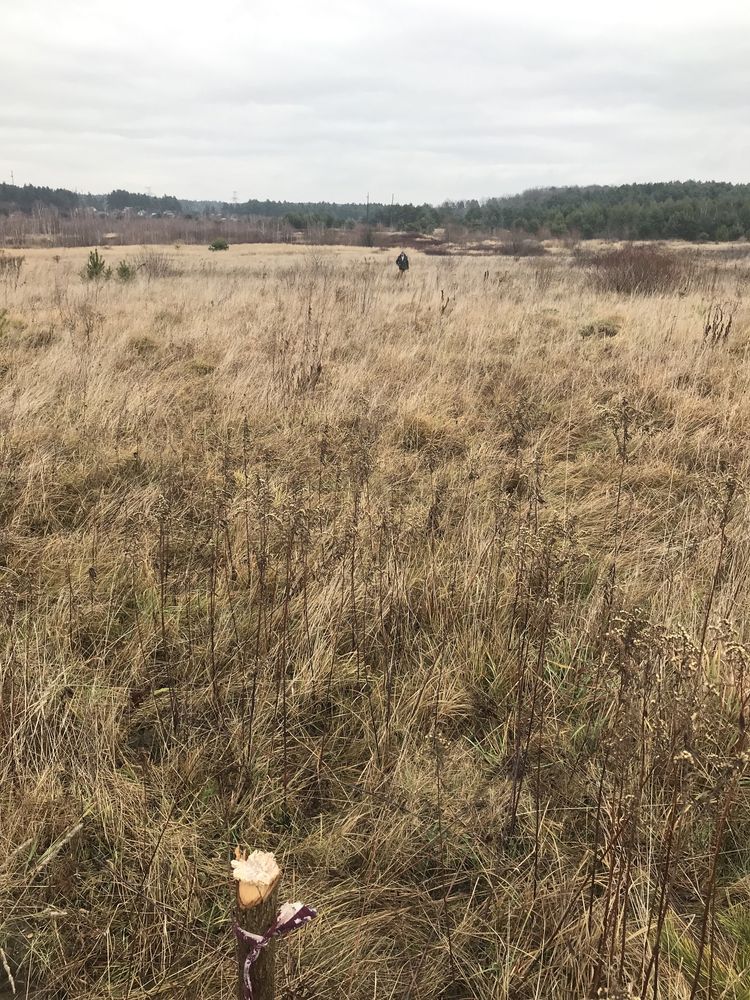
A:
502,236,546,257
581,243,685,295
579,317,621,339
116,260,136,282
82,249,110,281
135,251,176,279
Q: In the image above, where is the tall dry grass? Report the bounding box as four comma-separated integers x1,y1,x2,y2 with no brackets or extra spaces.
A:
2,243,750,999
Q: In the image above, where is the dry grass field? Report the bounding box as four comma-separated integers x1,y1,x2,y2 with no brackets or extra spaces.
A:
3,241,750,999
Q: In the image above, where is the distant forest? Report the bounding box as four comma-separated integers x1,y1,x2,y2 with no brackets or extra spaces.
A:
3,180,750,242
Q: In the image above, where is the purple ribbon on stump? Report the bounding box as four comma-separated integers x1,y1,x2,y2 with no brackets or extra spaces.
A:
234,904,318,1000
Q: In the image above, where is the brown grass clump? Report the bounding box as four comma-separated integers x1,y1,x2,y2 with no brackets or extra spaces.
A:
0,251,24,290
2,243,750,999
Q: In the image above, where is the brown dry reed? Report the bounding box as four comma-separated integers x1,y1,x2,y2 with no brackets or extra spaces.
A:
2,242,750,1000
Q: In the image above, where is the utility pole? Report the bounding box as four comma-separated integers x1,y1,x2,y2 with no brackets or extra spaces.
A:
366,192,369,224
390,193,394,229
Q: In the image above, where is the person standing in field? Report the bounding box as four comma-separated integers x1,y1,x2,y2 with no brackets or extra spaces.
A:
396,250,409,274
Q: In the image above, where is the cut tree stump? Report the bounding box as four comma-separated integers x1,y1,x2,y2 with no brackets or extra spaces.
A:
233,849,282,1000
232,847,317,1000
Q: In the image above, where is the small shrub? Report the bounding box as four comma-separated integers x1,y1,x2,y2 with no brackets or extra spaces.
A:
582,244,685,295
73,302,104,337
208,238,229,252
579,318,621,339
83,249,108,281
116,260,136,282
483,236,547,257
507,237,546,257
135,251,175,280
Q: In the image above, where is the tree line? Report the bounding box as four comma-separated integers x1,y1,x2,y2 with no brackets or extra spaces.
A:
0,184,180,215
3,180,750,241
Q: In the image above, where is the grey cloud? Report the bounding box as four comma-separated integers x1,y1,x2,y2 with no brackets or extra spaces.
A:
2,0,750,201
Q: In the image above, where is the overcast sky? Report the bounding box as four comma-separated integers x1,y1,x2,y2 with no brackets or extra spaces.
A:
3,0,750,204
